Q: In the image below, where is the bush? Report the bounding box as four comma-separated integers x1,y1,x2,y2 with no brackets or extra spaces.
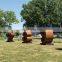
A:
15,31,20,36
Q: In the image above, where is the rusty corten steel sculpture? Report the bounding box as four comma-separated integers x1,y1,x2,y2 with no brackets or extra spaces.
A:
40,29,54,45
22,30,32,43
6,31,14,42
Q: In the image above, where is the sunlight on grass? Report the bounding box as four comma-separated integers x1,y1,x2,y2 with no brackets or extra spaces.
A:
0,38,62,62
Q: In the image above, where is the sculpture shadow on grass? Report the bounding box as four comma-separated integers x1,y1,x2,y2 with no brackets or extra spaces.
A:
6,40,14,42
56,48,62,50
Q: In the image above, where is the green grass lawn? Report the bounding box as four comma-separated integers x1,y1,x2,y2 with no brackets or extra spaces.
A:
0,38,62,62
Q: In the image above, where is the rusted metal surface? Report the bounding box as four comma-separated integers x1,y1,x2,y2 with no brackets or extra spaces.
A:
41,29,54,45
23,30,32,37
6,32,14,42
22,30,32,43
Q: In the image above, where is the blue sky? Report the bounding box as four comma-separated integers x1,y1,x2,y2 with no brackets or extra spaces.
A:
0,0,31,30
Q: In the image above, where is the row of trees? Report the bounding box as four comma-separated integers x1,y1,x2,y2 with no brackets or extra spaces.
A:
21,0,62,27
0,9,19,30
0,0,62,30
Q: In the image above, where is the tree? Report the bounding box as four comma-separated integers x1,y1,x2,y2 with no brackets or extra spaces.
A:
4,11,19,26
0,9,6,27
21,0,62,27
0,10,19,30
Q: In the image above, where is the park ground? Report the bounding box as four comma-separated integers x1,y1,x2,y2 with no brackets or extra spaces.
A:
0,38,62,62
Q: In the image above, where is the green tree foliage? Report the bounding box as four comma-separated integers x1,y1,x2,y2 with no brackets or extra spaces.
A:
21,0,62,27
4,11,19,25
0,9,19,28
0,10,6,27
